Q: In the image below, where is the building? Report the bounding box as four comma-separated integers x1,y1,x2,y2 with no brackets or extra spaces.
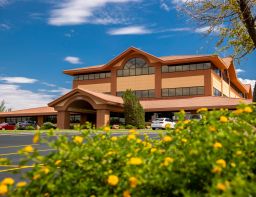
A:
0,47,252,128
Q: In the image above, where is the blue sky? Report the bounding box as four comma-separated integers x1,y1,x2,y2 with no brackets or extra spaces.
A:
0,0,255,110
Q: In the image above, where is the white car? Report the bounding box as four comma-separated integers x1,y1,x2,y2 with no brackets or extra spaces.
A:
151,118,175,130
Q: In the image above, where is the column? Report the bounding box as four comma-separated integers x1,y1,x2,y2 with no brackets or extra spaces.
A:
57,111,70,129
96,110,110,128
37,116,44,126
155,66,162,98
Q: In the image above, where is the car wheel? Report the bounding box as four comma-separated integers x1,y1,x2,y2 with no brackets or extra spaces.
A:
152,128,156,130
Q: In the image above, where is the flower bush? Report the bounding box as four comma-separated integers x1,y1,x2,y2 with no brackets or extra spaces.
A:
1,104,256,196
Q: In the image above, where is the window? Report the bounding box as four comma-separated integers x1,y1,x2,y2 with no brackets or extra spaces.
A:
74,72,111,81
162,62,212,73
117,57,155,77
162,86,205,97
213,88,222,96
117,89,155,98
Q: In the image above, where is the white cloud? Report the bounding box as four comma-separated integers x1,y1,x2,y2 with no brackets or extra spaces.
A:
0,77,38,84
107,26,152,35
0,23,10,30
42,82,56,87
48,0,140,26
194,26,210,34
236,69,245,74
0,0,8,7
0,84,56,110
239,78,256,90
64,56,82,64
160,0,170,11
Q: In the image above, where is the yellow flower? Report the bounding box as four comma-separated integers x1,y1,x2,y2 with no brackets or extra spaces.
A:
236,150,243,156
209,126,216,132
220,116,228,123
23,145,34,153
213,142,222,149
183,120,190,124
33,133,40,144
107,175,119,186
216,183,227,191
111,136,118,141
0,184,8,195
127,134,136,141
55,160,62,166
244,106,252,113
181,138,187,143
162,136,172,142
129,129,136,134
136,139,142,144
16,181,27,188
104,126,110,132
163,157,174,166
197,108,208,113
233,109,243,115
211,166,222,174
128,157,143,165
129,177,138,188
1,178,14,185
123,190,131,197
216,159,226,168
33,174,40,180
73,136,83,144
231,162,236,168
41,166,50,174
150,148,157,153
165,123,171,129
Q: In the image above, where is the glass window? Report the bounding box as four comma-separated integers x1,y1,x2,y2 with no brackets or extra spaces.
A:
142,67,149,75
100,73,105,78
162,66,168,73
106,72,111,78
84,75,88,80
94,73,100,79
168,66,175,72
198,87,204,95
135,68,142,75
183,65,190,71
183,87,190,96
78,75,83,80
74,76,79,80
190,87,198,95
142,90,149,98
197,63,204,70
176,88,183,96
136,91,142,98
204,63,211,69
117,92,123,97
175,66,183,72
117,70,123,77
149,67,155,74
123,69,129,77
129,69,136,76
169,89,175,96
89,74,94,80
162,89,168,97
190,64,197,71
148,90,155,97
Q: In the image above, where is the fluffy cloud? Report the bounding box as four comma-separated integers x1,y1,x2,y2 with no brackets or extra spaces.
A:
64,56,82,64
0,23,10,30
236,68,245,74
160,0,170,11
0,77,38,84
107,26,152,35
0,0,8,7
0,84,57,110
48,0,140,26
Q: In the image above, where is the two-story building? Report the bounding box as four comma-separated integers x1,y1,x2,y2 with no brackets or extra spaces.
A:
0,47,252,128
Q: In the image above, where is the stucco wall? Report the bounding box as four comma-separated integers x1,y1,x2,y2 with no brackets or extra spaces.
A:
212,74,222,92
78,83,111,93
161,75,204,89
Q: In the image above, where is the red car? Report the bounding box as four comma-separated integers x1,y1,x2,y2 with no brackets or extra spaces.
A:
0,122,16,130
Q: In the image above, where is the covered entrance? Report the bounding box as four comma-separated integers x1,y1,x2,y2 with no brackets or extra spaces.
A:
48,88,123,129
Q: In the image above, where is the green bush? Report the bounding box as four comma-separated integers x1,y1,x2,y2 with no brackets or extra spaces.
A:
40,122,56,130
25,125,35,130
125,124,135,129
3,104,256,196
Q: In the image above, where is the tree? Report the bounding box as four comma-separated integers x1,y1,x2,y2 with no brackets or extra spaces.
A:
181,0,256,59
253,82,256,102
122,89,145,128
0,100,6,112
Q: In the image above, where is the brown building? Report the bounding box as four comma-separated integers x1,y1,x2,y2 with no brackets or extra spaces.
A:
0,47,253,128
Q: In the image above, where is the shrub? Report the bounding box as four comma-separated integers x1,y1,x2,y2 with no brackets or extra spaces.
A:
4,104,256,196
125,124,135,129
40,122,56,130
25,125,35,130
81,121,92,130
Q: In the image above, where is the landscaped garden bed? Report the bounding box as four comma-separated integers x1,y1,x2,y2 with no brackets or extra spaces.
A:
0,103,255,196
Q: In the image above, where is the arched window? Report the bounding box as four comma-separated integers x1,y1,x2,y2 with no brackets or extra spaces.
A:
117,57,155,77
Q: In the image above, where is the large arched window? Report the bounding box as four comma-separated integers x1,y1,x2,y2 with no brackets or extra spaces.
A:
117,57,155,77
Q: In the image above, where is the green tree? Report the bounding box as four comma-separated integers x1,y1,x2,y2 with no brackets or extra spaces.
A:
181,0,256,59
122,89,145,128
253,82,256,102
0,100,6,112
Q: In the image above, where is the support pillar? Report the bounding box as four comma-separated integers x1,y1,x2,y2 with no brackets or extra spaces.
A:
57,111,70,129
0,117,4,123
96,110,110,128
80,114,87,124
37,116,44,126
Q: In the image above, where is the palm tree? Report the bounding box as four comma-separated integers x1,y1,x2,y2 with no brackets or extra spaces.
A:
0,100,6,112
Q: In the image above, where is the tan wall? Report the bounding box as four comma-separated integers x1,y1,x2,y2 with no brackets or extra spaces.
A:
212,74,222,92
78,83,111,93
222,80,230,97
230,89,241,98
161,75,204,89
117,75,155,91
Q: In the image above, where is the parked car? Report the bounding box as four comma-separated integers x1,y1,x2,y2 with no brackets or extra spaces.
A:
16,121,36,130
151,118,176,130
0,122,16,130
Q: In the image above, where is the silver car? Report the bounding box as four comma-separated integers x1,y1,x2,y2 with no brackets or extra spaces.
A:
151,118,175,130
